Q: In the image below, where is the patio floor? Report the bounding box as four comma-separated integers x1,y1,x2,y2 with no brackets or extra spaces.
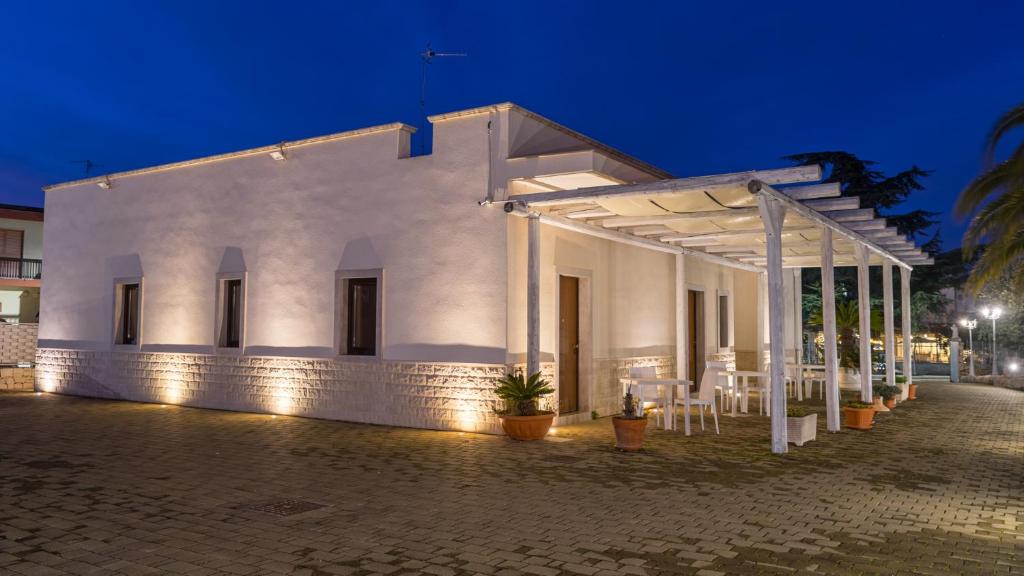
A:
0,381,1021,575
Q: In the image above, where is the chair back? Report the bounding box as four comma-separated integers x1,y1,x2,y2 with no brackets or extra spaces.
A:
628,366,657,379
698,361,728,401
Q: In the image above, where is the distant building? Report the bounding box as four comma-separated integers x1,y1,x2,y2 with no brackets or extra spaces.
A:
0,204,43,323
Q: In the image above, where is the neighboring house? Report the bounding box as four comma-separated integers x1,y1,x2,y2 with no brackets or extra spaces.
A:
0,204,42,323
36,103,930,450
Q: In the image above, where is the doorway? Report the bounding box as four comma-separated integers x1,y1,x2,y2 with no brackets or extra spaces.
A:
558,275,580,413
688,289,705,385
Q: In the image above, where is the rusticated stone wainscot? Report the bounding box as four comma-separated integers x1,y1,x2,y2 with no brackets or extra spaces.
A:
34,349,505,433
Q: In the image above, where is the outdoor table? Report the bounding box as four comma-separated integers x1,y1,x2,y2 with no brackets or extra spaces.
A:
719,370,767,416
619,377,695,435
787,363,825,399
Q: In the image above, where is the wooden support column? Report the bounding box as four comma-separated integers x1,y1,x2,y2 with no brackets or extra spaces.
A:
757,272,767,371
794,268,804,400
882,260,896,392
820,228,841,432
757,194,788,454
855,244,872,402
675,253,687,382
527,213,540,377
900,266,913,399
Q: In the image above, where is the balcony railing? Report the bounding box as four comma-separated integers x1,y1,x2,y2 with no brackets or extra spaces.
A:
0,257,41,280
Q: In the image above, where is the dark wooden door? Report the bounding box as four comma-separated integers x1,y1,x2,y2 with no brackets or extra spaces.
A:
559,276,579,413
688,290,705,385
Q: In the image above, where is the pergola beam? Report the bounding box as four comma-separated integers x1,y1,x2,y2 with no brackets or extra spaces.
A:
511,207,765,273
778,182,841,200
514,165,822,207
750,181,914,270
600,207,759,228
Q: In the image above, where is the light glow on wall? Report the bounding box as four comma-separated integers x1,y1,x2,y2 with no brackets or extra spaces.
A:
271,377,295,415
162,361,186,405
455,398,479,431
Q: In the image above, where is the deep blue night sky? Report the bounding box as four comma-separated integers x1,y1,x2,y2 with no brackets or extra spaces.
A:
3,1,1023,248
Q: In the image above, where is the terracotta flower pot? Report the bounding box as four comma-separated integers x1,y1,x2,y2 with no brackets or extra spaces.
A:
907,384,917,400
843,406,875,430
612,416,647,451
884,398,896,409
499,413,554,441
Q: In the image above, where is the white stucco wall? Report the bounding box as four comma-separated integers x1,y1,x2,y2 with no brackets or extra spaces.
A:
40,117,508,364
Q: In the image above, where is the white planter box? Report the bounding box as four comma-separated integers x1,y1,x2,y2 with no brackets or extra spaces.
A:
786,413,817,446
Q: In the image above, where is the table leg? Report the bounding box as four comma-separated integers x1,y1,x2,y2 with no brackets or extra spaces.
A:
741,376,749,414
683,387,691,436
731,375,738,417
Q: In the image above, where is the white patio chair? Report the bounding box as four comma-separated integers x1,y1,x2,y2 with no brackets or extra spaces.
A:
802,369,825,399
674,361,722,434
627,366,665,427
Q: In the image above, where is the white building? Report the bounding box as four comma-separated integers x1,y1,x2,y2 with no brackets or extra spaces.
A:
0,204,43,323
36,103,931,453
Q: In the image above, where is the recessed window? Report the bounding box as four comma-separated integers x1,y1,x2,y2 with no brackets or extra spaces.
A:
216,275,245,350
718,293,729,349
114,280,142,346
337,270,382,357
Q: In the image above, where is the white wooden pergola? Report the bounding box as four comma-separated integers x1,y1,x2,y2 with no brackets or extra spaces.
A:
507,165,932,454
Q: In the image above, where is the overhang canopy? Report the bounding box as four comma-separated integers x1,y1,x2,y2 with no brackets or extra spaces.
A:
507,166,934,271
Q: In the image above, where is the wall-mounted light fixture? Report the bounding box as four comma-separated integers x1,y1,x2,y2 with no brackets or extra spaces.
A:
97,176,113,189
269,143,286,161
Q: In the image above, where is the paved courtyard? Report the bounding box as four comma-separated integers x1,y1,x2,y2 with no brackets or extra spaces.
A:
0,381,1021,576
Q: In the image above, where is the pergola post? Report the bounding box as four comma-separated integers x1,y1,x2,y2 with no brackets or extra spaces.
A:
882,260,896,393
900,266,913,399
757,272,767,372
675,253,687,382
855,244,872,402
757,194,788,454
527,213,540,377
820,228,841,432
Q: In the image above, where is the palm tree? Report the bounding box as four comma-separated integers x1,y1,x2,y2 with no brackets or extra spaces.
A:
956,103,1024,293
808,300,882,369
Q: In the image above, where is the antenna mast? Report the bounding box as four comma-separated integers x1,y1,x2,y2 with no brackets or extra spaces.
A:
419,42,466,153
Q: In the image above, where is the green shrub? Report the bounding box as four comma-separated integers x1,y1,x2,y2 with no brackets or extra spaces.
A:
493,371,554,416
895,375,907,384
787,405,809,417
845,401,874,409
872,384,901,400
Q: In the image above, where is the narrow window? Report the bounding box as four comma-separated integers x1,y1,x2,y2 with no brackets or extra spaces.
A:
718,293,729,348
345,278,377,356
223,279,242,348
119,283,140,345
217,276,244,348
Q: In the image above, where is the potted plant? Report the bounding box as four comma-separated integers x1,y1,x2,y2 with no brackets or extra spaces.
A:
873,384,901,410
612,385,647,451
843,401,875,430
493,370,555,441
786,405,817,446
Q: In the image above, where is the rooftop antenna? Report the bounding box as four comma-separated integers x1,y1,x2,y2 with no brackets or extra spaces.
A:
70,159,100,176
419,42,466,153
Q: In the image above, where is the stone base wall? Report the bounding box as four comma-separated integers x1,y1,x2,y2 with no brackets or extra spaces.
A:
35,348,506,433
0,367,34,392
0,323,37,365
592,355,676,419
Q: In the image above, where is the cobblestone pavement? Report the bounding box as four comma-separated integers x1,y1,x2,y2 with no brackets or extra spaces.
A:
1,381,1021,575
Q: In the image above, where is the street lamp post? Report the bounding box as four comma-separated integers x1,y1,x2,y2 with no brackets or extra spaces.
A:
959,318,977,377
980,307,1003,376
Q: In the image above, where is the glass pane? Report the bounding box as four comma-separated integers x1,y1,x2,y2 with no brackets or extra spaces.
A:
719,294,728,348
122,284,139,345
224,279,241,348
346,278,377,355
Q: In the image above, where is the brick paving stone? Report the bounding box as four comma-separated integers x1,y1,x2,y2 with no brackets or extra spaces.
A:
0,382,1021,575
